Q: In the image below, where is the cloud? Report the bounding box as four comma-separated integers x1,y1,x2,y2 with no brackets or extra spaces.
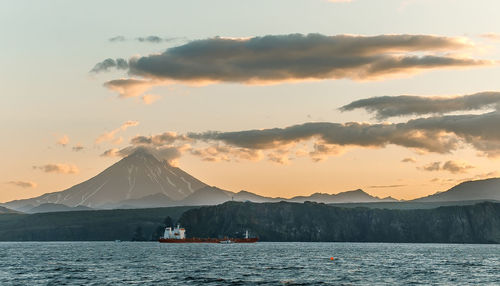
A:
108,35,182,43
115,108,500,163
6,181,37,189
266,149,290,164
90,58,128,73
367,184,406,189
340,91,500,119
309,142,345,162
142,94,161,104
109,35,126,42
479,33,500,41
128,133,263,163
33,163,79,174
442,160,475,173
101,145,186,165
96,33,488,98
100,148,120,157
103,78,157,98
405,111,500,157
189,144,263,163
186,121,458,154
56,135,69,146
188,111,500,158
96,120,139,144
420,160,474,174
130,132,188,146
136,36,163,43
72,144,84,152
421,161,441,171
121,120,139,129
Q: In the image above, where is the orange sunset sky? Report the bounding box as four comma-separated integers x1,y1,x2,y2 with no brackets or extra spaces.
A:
2,0,500,202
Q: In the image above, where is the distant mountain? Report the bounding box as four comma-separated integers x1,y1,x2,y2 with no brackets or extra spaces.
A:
26,203,94,213
287,189,398,203
0,205,19,214
113,187,397,208
15,148,492,211
413,178,500,202
177,186,234,206
116,193,175,209
233,190,282,203
5,149,207,210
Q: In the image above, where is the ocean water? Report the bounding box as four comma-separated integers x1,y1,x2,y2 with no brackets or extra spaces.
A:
0,242,498,285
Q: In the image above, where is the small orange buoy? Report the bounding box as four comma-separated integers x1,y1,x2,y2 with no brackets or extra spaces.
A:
330,257,334,261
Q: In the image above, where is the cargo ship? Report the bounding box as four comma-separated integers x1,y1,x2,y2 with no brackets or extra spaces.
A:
158,225,258,243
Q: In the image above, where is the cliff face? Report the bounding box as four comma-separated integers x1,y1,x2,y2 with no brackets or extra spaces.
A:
179,201,500,243
0,202,498,242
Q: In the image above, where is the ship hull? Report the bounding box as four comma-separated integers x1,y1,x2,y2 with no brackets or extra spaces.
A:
158,237,258,243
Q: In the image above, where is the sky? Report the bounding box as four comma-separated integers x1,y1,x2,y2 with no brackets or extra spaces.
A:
2,0,500,202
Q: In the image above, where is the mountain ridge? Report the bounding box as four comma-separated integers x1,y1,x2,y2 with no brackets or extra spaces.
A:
4,150,500,211
0,205,19,214
412,177,500,202
4,150,207,210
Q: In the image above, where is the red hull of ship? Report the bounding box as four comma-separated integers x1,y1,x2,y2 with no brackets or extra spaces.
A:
158,237,258,243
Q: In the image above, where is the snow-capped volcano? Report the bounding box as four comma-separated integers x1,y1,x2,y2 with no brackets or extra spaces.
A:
5,149,207,209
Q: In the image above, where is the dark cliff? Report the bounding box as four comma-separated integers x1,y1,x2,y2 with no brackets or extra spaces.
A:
179,201,500,243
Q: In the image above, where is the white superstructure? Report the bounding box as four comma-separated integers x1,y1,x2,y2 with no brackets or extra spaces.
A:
163,225,186,239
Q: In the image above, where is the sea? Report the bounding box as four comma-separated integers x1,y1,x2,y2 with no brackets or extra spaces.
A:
0,242,498,285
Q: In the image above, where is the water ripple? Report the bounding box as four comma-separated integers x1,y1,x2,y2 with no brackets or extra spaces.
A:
0,242,498,285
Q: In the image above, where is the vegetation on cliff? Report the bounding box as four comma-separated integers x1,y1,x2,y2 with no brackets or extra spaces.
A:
179,201,500,243
0,201,498,243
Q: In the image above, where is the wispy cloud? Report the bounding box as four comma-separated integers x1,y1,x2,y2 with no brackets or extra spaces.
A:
96,120,139,144
6,181,37,189
103,79,155,98
421,161,441,171
56,135,69,146
420,160,475,174
401,157,417,163
109,35,126,42
33,163,79,174
142,94,161,104
72,144,84,152
479,33,500,41
367,184,406,189
94,33,489,98
108,35,184,44
90,58,128,73
101,145,188,166
100,148,120,157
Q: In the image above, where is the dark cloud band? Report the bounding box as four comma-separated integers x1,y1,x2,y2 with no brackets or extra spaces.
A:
128,33,483,82
94,33,490,98
341,91,500,119
187,111,500,156
115,110,500,165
